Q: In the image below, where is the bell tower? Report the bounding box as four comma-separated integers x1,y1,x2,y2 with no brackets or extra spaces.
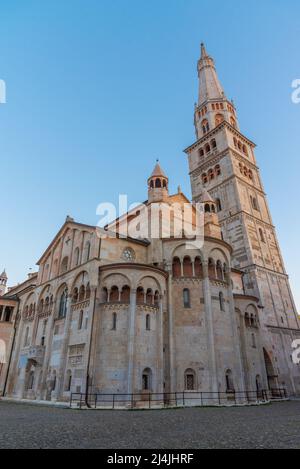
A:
0,269,7,296
148,160,169,203
185,43,300,393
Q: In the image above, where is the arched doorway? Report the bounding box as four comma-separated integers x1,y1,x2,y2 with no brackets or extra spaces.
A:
263,348,278,394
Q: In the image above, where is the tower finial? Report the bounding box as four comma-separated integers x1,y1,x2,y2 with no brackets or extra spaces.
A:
200,42,208,58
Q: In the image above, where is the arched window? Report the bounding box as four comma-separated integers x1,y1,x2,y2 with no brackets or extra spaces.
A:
216,198,222,212
72,287,78,303
251,333,256,348
183,256,192,277
79,285,85,302
230,116,236,128
65,370,72,392
251,197,258,211
146,314,151,330
259,228,265,243
155,178,161,188
219,292,225,311
215,164,221,176
215,114,224,126
202,173,208,184
110,286,119,302
150,180,154,188
172,257,181,278
201,119,209,134
208,258,215,278
74,247,80,266
58,289,68,319
184,369,195,390
142,368,152,391
216,261,223,281
183,288,191,308
205,144,211,154
208,168,214,180
204,203,211,213
78,310,83,330
199,148,204,157
136,287,144,304
60,256,68,274
146,289,153,305
225,369,234,391
112,312,117,330
211,139,217,149
120,285,130,303
194,257,203,278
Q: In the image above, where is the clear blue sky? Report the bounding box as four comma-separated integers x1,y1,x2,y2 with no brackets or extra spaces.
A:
0,0,299,309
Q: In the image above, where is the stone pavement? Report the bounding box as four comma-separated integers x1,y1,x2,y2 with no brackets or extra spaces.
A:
0,400,300,449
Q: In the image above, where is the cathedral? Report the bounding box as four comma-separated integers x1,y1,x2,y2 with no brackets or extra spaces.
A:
0,44,299,404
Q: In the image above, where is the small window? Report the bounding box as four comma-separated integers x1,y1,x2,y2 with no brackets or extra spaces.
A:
142,368,152,391
112,312,117,330
184,369,195,390
259,228,265,243
65,370,72,392
146,314,150,331
219,292,225,311
78,310,83,330
183,288,191,308
225,369,234,392
251,333,256,348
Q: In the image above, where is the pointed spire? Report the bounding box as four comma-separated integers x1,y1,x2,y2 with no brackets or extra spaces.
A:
0,269,7,279
197,43,225,106
150,160,168,179
199,189,214,204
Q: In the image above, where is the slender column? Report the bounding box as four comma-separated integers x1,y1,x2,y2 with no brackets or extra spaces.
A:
166,263,176,392
127,289,137,394
54,293,72,400
156,296,164,393
202,261,218,393
238,313,251,390
82,285,97,395
226,272,246,395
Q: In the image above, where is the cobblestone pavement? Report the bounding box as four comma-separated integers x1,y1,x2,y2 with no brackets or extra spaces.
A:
0,400,300,449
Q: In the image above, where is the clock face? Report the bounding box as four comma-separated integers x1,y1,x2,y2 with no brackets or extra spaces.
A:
122,247,135,261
